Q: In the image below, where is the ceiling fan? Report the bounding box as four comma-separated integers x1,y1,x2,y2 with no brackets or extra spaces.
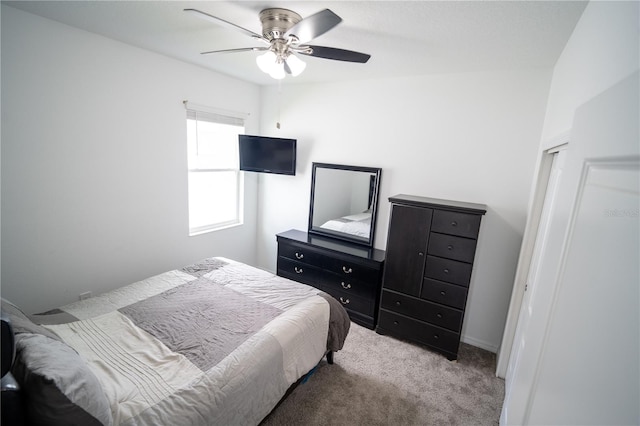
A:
184,7,371,79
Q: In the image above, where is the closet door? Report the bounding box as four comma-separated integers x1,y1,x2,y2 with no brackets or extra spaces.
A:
382,204,432,296
502,148,566,422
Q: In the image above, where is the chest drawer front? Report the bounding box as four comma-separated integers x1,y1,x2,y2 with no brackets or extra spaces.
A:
421,278,468,309
322,257,380,284
277,257,323,287
424,255,472,287
378,310,460,354
322,274,376,300
427,232,478,263
381,290,463,331
323,287,374,316
431,210,481,239
278,242,325,266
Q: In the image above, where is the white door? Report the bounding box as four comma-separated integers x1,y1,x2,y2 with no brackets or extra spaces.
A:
501,148,566,424
501,72,639,424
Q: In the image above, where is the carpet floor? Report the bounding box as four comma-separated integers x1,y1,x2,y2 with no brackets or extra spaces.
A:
262,322,505,426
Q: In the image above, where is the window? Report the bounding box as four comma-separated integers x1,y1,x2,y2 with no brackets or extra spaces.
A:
186,107,245,235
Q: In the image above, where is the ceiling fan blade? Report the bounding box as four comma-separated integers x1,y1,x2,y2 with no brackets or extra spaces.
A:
285,9,342,44
298,45,371,63
184,8,267,43
200,47,268,55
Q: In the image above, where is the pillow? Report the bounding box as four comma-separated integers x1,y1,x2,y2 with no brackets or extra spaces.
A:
0,299,62,342
12,333,113,426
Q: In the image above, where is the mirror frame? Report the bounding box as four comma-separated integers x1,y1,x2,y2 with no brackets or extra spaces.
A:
308,162,382,247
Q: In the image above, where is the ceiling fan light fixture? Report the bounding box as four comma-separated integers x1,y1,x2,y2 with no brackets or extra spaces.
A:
256,50,303,79
268,62,286,80
286,54,306,76
256,50,277,74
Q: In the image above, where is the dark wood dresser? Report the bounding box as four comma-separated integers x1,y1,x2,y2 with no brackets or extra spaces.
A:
376,195,486,360
276,229,385,329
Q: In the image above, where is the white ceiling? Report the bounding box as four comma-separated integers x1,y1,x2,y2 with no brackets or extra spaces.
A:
5,1,588,86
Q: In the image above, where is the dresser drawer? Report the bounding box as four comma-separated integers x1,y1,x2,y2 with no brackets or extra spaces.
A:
428,232,478,263
277,257,323,287
431,210,481,239
380,290,463,331
323,287,375,317
278,241,326,267
322,274,377,300
378,310,460,355
421,278,468,309
424,255,472,287
321,257,380,284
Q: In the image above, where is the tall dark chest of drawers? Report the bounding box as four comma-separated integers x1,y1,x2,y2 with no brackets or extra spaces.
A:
276,229,385,329
377,195,486,360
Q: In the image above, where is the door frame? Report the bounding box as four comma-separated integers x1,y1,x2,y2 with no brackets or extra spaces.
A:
495,132,570,378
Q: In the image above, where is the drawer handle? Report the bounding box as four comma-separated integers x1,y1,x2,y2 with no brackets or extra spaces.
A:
447,245,454,251
451,221,458,227
342,266,353,274
418,251,424,257
295,252,304,260
341,282,351,290
395,301,401,306
393,321,399,325
436,313,443,319
443,268,450,274
294,266,303,274
434,334,440,340
339,297,350,305
440,291,446,296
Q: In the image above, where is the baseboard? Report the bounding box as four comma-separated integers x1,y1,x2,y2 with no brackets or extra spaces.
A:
461,335,499,353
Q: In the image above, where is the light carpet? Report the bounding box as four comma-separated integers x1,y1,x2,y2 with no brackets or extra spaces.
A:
262,322,505,425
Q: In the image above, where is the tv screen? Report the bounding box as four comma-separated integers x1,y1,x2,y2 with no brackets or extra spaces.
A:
238,134,297,176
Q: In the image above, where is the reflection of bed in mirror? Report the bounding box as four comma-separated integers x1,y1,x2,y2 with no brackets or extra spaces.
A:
309,163,382,247
320,211,371,238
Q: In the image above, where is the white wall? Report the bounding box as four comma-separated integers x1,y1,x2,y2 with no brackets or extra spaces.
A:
256,70,553,352
541,0,639,144
1,6,261,313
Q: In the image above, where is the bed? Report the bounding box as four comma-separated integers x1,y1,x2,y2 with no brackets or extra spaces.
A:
320,212,372,238
1,257,351,425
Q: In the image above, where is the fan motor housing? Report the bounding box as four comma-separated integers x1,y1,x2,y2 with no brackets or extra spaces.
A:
259,8,302,40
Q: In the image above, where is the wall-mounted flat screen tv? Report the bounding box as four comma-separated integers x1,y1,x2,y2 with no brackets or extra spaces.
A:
238,134,297,176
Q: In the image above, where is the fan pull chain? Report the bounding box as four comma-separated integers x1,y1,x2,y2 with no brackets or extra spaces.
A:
276,80,282,129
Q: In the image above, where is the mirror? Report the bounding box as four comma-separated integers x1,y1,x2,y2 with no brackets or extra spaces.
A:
308,163,382,247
